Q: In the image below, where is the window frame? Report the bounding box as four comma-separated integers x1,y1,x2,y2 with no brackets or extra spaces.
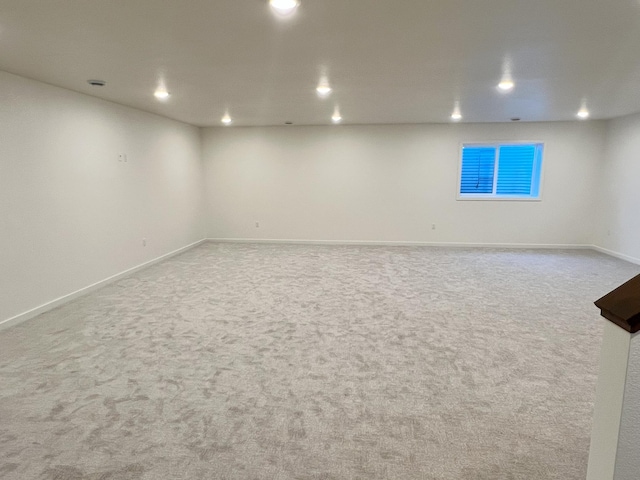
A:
456,141,545,202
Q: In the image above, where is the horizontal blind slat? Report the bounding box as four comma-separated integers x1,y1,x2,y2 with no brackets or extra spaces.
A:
460,146,495,194
496,145,535,195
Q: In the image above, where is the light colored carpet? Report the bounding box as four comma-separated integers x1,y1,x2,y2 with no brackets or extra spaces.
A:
0,243,638,480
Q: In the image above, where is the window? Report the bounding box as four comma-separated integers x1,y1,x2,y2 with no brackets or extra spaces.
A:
458,143,543,200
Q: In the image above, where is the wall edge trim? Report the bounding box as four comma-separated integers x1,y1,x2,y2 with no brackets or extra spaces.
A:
0,239,208,332
206,237,593,249
591,245,640,266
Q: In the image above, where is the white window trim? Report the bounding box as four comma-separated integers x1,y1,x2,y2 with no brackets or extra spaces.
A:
456,141,545,202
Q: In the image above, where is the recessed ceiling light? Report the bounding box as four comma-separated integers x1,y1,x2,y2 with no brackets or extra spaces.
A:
450,101,462,121
497,79,515,92
498,58,515,93
331,107,342,124
221,112,232,125
269,0,299,16
316,76,332,98
154,87,170,100
576,108,590,120
87,79,106,87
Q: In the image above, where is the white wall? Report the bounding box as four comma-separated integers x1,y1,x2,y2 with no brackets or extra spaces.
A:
0,71,205,324
595,113,640,264
202,122,605,245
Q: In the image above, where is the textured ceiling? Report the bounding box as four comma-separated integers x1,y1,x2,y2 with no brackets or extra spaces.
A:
1,0,639,126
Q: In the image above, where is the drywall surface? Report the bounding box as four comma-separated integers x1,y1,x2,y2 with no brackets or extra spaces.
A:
614,334,640,479
0,71,205,323
596,113,640,263
202,122,605,244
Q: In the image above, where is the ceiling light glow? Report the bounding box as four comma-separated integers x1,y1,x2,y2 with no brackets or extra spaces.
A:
450,101,462,121
154,87,170,100
576,99,590,120
497,79,515,92
316,76,332,98
498,57,515,93
269,0,299,16
331,107,342,124
576,108,590,119
317,85,332,97
221,112,232,125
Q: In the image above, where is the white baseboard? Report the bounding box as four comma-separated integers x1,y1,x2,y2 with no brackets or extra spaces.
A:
208,239,640,266
0,239,208,332
206,237,593,250
591,245,640,266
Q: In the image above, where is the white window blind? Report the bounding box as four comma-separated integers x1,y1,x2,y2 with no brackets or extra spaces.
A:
459,143,543,199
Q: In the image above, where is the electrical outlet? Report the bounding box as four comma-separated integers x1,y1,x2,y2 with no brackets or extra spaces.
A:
255,221,260,228
118,153,128,163
432,224,436,230
142,238,147,247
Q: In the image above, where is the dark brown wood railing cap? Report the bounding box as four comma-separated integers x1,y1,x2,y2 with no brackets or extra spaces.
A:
595,274,640,334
